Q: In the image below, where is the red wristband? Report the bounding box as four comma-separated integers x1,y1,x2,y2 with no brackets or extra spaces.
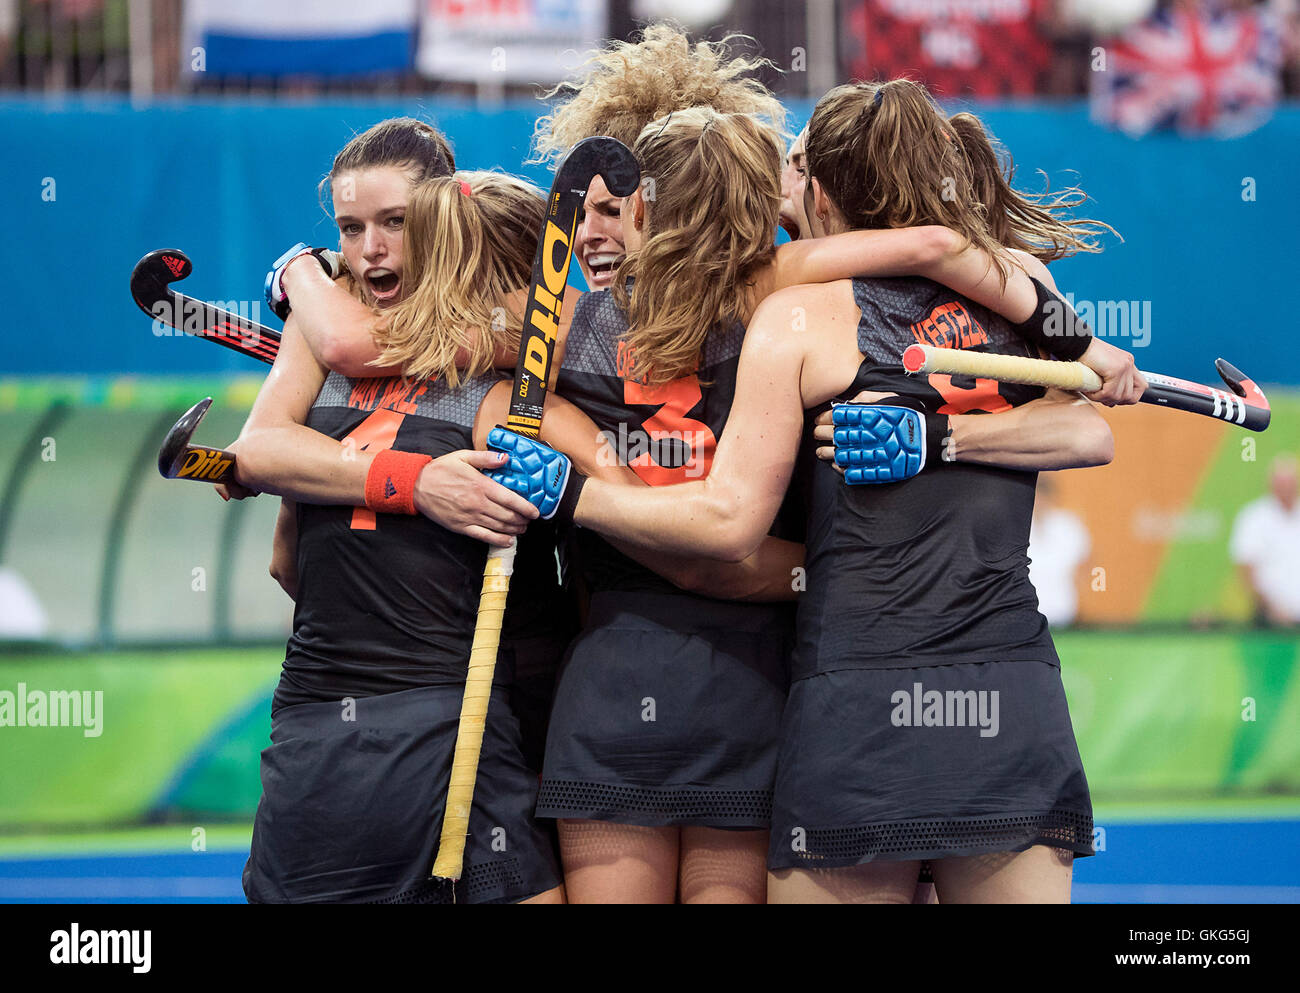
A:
364,449,433,515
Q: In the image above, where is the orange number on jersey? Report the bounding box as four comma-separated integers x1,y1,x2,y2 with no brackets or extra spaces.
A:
927,374,1012,415
623,376,718,486
341,407,407,530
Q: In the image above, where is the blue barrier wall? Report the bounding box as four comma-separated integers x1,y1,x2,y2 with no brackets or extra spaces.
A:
2,97,1298,384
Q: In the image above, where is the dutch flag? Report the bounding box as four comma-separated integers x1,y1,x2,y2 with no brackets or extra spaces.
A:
184,0,418,78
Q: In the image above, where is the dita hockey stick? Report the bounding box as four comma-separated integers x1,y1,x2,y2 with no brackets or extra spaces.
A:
131,249,282,365
902,345,1271,432
431,136,640,882
157,397,240,484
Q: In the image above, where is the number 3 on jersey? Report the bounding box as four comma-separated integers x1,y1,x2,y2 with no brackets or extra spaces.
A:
927,373,1011,415
623,375,717,486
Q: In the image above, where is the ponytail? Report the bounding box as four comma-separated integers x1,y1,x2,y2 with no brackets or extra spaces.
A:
946,111,1115,261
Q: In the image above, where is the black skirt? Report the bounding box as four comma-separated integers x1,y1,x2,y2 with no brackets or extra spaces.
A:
243,682,561,904
767,659,1094,870
536,592,793,828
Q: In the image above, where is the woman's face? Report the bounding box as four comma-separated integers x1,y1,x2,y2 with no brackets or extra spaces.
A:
332,165,411,309
574,175,627,291
779,128,810,241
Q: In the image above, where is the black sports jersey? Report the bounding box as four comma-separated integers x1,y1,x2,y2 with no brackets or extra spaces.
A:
794,276,1059,678
557,290,801,596
277,370,566,708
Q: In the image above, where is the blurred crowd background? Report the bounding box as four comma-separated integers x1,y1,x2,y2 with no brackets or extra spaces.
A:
1,0,1299,135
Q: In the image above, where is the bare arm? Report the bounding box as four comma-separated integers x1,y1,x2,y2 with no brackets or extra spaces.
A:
269,498,299,600
946,390,1113,470
283,266,582,386
230,316,537,546
776,233,1143,406
574,300,809,562
475,384,804,601
771,226,1038,324
278,258,398,377
1010,252,1145,407
813,387,1114,472
228,317,374,502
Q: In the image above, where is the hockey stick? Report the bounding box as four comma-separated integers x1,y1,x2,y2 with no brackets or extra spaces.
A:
430,136,640,883
902,345,1271,432
131,249,281,365
157,397,240,484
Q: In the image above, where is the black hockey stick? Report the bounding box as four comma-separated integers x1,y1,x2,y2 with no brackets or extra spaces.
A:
431,135,640,882
157,397,240,485
131,249,281,365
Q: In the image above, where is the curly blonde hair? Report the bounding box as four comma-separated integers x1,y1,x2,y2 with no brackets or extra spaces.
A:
532,22,788,164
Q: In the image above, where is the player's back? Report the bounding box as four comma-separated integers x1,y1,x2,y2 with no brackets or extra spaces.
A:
557,288,793,597
795,276,1058,678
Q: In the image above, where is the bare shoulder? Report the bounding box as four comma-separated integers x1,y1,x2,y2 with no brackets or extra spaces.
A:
751,280,854,336
1009,249,1057,290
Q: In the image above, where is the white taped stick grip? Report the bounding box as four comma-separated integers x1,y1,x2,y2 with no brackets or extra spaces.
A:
431,540,517,881
902,344,1103,393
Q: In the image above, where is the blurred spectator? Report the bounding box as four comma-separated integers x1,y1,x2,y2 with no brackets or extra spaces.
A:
1090,0,1284,137
842,0,1061,99
1029,474,1092,628
0,0,15,76
1230,455,1300,628
4,0,1300,98
1278,0,1300,92
0,565,48,639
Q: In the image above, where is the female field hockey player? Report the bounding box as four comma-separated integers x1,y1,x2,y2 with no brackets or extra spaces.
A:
535,106,1136,903
525,80,1141,903
282,50,1137,903
230,172,580,903
515,27,1129,905
249,118,574,775
230,166,813,901
287,130,1136,910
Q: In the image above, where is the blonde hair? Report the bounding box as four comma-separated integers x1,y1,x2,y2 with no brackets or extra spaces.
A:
805,80,1112,265
371,171,544,385
532,22,788,165
615,107,784,386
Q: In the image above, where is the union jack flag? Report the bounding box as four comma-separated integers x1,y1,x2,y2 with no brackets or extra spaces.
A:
1090,3,1282,138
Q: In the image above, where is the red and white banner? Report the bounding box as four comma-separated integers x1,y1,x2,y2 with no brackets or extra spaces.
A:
417,0,606,84
842,0,1055,99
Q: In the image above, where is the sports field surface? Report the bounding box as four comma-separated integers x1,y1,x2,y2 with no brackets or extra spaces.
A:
1,803,1297,903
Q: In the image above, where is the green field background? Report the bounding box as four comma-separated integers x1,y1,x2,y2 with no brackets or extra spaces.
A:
1,630,1297,830
0,383,1296,830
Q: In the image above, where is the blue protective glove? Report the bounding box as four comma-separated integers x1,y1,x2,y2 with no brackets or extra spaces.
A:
264,244,346,321
485,427,584,523
832,400,951,484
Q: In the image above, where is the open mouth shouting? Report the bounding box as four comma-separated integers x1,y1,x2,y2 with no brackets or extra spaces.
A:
584,251,624,290
364,267,402,305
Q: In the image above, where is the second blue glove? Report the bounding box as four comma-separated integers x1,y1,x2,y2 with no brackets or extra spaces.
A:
485,427,584,523
832,400,951,484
